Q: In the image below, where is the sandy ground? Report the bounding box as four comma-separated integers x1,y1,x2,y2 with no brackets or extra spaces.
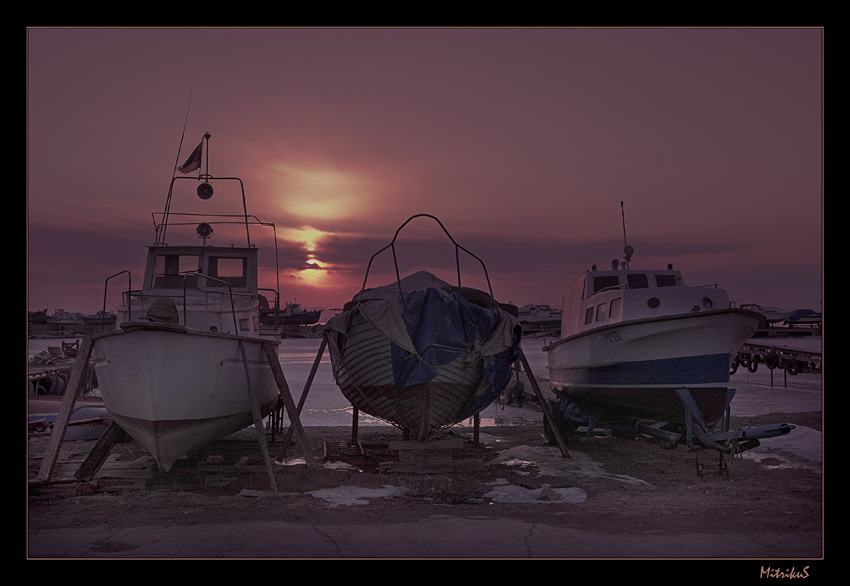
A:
27,404,823,562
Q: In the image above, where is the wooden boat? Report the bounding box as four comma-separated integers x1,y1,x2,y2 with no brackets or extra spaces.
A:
545,241,763,428
324,215,521,441
89,132,283,472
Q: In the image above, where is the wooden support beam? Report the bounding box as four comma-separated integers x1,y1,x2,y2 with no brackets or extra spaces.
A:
281,336,326,450
37,337,95,481
519,348,570,458
74,421,129,481
239,340,278,492
261,341,315,467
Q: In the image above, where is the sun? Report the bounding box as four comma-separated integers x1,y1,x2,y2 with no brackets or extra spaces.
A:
270,162,375,221
279,225,328,253
275,227,336,287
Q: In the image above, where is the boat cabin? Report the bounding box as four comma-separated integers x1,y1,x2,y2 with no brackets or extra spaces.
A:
144,245,258,295
560,265,731,337
117,244,263,336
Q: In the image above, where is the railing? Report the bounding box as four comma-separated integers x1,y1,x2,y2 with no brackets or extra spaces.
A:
101,269,251,334
184,272,239,333
102,270,132,331
158,174,252,247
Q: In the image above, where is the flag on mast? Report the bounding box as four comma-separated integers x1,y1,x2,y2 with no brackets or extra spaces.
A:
177,141,203,173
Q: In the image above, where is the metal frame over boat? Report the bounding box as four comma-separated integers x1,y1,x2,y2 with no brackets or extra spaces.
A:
325,214,522,442
89,132,288,472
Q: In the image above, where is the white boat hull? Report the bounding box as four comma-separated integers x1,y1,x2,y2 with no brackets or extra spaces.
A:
545,308,761,425
91,323,280,472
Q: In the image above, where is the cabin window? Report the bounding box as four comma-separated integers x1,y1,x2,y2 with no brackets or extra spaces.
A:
206,257,247,288
239,317,251,331
592,275,620,293
656,274,677,287
626,274,649,289
609,297,622,318
585,307,594,325
596,302,607,321
152,254,199,289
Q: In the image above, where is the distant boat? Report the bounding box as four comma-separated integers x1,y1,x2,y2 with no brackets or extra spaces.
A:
324,215,522,441
89,132,283,472
545,241,762,429
785,308,821,326
740,303,821,336
259,299,323,327
518,304,562,333
740,304,794,325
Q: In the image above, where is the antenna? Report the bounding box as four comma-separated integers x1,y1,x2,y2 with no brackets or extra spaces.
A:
158,91,193,245
620,201,633,267
620,200,627,247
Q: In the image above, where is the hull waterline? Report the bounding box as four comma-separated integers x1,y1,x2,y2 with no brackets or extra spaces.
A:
546,308,762,425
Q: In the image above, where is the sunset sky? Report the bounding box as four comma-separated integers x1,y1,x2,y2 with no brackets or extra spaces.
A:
27,27,823,317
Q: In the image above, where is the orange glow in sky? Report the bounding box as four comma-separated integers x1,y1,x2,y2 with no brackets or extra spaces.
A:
278,225,331,253
270,162,378,221
27,27,823,315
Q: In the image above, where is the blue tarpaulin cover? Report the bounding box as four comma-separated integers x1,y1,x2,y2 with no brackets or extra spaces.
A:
787,308,819,322
391,286,520,417
327,272,521,418
393,287,493,386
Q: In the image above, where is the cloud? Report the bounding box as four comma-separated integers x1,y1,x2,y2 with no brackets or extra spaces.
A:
27,27,823,314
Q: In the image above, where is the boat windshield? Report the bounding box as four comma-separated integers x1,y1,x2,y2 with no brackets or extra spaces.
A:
655,274,677,287
152,253,200,289
592,275,620,293
626,274,648,289
591,271,681,296
206,256,248,288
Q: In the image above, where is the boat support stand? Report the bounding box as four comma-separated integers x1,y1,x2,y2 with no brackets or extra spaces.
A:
293,340,571,460
259,340,315,474
37,336,97,482
675,388,738,476
36,336,315,492
519,349,571,458
668,388,793,476
548,388,794,476
35,336,134,484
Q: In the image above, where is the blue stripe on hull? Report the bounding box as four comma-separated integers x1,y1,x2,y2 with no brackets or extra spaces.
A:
555,353,732,387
